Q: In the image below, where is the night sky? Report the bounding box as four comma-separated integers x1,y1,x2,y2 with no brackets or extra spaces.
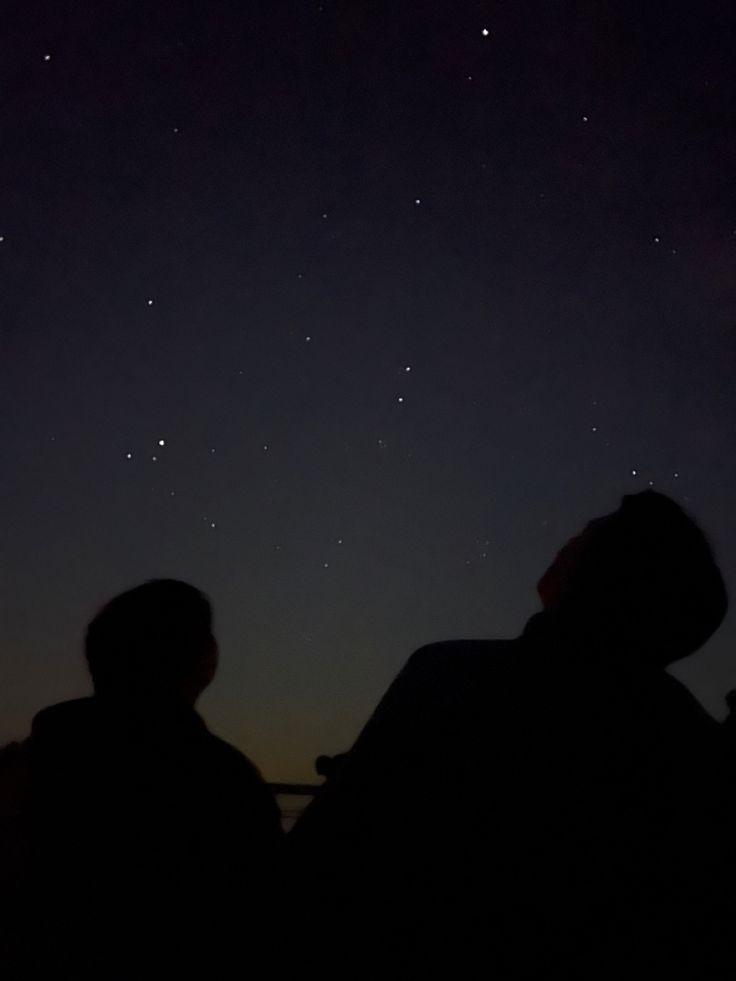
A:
2,1,735,782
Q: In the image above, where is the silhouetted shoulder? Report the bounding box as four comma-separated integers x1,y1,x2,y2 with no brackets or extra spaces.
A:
395,638,525,701
32,697,97,733
205,732,268,784
202,733,283,838
406,637,519,670
330,637,524,777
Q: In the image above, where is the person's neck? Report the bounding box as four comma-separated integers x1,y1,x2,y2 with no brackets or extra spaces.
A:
525,608,655,666
94,692,198,718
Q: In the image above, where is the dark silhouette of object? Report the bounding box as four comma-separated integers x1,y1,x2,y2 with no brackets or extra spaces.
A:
723,689,736,733
315,753,348,780
6,580,282,978
289,492,732,977
721,691,736,780
0,740,32,968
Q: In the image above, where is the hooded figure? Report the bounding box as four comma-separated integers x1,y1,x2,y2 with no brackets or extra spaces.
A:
290,491,731,978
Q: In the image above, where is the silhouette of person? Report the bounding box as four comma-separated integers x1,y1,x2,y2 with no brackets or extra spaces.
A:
723,689,736,734
8,579,283,979
289,491,731,978
315,753,347,780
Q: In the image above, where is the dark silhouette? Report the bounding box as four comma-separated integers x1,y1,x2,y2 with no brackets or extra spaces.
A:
290,492,733,977
723,689,736,733
315,753,348,780
4,579,282,978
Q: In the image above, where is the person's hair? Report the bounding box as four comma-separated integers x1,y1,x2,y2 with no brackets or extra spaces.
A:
561,491,727,661
85,579,214,696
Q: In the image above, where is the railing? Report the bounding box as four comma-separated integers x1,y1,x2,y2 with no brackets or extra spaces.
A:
269,783,320,831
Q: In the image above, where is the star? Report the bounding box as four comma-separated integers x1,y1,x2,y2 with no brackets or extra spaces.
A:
414,198,421,205
397,396,405,403
125,452,133,459
147,298,154,306
630,468,638,476
404,365,412,372
43,54,52,62
157,439,166,446
481,28,490,37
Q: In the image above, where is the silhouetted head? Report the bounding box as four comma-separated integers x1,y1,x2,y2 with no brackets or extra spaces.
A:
537,491,727,665
85,579,218,704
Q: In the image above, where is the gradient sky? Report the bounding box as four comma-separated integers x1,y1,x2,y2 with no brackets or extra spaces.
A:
2,1,735,782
